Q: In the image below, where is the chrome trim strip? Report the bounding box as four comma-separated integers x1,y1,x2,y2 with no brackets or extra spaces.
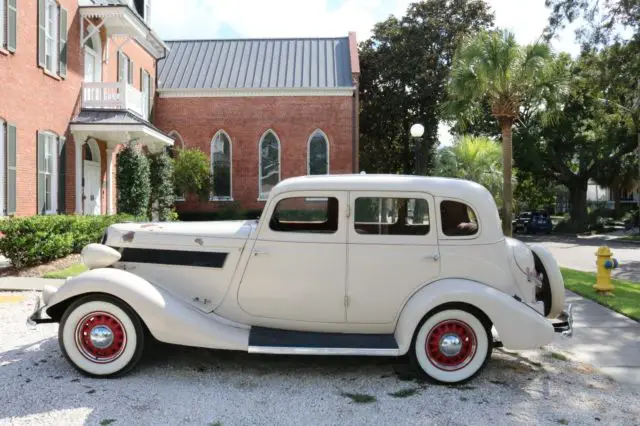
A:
248,346,401,356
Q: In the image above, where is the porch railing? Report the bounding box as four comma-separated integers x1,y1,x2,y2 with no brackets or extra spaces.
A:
82,81,147,119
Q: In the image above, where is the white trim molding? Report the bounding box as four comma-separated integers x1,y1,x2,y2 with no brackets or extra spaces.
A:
258,129,281,201
307,128,330,175
210,129,233,201
157,87,356,98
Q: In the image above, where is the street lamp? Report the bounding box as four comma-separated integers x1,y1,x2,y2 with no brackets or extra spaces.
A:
411,123,425,175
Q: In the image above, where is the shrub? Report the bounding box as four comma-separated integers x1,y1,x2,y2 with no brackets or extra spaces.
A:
116,143,151,218
173,148,212,202
0,214,140,269
148,152,176,221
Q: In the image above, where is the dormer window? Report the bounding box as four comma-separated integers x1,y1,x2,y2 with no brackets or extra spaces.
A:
132,0,150,23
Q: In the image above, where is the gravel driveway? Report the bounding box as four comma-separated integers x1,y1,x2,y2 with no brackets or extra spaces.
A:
1,292,639,426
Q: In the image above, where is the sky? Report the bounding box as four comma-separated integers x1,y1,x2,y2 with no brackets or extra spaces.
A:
150,0,584,146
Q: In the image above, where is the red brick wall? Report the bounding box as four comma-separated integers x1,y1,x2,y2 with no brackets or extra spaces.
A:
154,95,355,212
0,2,156,216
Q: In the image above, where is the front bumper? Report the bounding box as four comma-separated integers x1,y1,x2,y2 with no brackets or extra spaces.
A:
26,285,59,326
551,303,573,337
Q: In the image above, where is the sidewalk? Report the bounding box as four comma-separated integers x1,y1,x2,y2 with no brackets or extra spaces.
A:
0,277,64,291
550,290,640,387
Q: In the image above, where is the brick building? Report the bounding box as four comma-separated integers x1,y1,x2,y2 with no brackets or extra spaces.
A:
0,0,360,217
154,35,360,212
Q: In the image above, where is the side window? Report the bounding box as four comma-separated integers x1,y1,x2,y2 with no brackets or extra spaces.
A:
269,197,338,234
354,197,430,235
440,200,478,236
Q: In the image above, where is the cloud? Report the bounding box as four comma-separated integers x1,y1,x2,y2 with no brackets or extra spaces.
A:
151,0,412,42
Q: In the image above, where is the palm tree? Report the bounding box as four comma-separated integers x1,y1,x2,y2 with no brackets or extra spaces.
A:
435,136,507,206
446,29,555,236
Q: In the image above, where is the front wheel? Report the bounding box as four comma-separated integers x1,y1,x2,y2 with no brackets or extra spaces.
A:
58,295,145,377
410,308,491,384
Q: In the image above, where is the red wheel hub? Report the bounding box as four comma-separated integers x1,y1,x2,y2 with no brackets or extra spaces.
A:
425,319,477,371
75,312,127,363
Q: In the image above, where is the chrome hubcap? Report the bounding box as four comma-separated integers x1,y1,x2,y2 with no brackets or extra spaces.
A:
89,325,114,349
439,334,462,357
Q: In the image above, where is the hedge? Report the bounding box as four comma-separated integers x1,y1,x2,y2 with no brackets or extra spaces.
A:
0,214,142,270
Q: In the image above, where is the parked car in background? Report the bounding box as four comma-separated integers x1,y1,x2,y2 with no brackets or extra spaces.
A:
28,175,571,384
513,211,553,234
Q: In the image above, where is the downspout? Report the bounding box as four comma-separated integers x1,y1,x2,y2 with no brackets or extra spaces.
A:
347,31,361,173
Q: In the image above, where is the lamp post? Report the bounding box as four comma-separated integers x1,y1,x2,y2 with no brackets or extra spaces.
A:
410,123,425,175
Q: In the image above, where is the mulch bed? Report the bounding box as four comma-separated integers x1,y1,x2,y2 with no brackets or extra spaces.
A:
0,254,81,278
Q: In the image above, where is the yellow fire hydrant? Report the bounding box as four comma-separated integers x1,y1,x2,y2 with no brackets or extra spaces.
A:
593,246,618,293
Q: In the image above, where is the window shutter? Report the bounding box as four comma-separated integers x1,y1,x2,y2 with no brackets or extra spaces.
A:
7,123,17,215
7,0,17,52
128,59,134,85
38,0,46,67
117,51,124,82
58,6,68,78
37,132,45,214
57,136,66,213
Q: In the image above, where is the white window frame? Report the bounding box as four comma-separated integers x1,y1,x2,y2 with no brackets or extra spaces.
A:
307,129,330,175
44,0,58,74
258,129,281,201
41,131,58,215
0,0,5,49
210,130,233,201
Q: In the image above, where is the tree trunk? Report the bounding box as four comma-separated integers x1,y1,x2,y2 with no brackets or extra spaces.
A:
500,118,513,236
568,180,589,232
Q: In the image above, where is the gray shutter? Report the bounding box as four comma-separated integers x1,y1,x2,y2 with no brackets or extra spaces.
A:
59,6,68,78
7,0,17,52
6,123,16,215
129,59,134,85
38,0,45,68
117,51,124,82
37,132,45,214
57,136,66,213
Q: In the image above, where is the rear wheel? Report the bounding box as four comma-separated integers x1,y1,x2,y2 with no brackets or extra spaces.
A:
410,308,491,384
58,295,145,377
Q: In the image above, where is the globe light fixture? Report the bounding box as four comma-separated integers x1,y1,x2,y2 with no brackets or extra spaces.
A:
410,123,425,138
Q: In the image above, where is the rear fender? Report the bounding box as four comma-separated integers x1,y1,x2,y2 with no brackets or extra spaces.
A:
46,268,249,351
529,244,565,318
394,279,554,354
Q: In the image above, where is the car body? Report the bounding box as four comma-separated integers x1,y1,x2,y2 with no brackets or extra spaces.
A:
28,175,572,384
513,211,553,234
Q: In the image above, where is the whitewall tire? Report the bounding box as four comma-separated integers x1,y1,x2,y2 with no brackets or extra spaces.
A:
58,295,145,377
411,308,491,384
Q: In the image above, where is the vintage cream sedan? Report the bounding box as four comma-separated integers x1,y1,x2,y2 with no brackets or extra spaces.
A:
28,175,572,384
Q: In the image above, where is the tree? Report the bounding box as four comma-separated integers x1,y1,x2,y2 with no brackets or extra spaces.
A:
116,143,151,218
173,148,212,202
445,29,560,235
358,0,494,174
435,136,506,206
148,151,175,221
594,152,639,217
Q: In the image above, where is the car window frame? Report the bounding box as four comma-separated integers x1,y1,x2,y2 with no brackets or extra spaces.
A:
347,190,437,246
436,197,482,242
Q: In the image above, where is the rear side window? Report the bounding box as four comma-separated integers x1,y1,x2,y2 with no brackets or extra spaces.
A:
354,197,430,235
440,200,478,236
269,197,338,233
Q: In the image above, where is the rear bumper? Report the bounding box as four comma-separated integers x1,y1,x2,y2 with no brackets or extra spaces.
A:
551,303,573,337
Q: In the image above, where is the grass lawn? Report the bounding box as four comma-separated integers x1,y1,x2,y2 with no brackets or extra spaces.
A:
561,268,640,321
621,235,640,242
43,263,87,279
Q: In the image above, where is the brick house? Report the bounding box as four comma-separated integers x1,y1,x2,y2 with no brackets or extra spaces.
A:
0,0,170,217
0,0,360,217
154,34,361,212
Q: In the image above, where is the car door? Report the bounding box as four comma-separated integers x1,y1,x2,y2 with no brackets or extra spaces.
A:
346,191,440,324
238,191,347,323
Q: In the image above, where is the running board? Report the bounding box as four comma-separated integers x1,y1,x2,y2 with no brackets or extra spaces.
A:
248,327,401,356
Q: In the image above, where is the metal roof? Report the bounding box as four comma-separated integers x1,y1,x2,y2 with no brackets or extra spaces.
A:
157,37,354,90
72,110,167,134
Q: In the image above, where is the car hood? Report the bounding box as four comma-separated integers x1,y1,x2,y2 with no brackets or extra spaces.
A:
104,220,257,248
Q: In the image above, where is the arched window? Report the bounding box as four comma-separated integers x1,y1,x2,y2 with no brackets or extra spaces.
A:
166,130,184,159
210,130,232,200
307,129,329,175
259,130,281,200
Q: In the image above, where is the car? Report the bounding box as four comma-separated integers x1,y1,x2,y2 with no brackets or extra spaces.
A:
513,211,553,234
28,174,572,384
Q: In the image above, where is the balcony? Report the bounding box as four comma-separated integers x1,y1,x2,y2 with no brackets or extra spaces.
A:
82,82,147,119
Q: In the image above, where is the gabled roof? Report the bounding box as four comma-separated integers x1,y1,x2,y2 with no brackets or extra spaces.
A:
157,36,355,90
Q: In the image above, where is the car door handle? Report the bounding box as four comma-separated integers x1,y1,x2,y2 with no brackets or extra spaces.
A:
423,253,439,261
252,249,268,256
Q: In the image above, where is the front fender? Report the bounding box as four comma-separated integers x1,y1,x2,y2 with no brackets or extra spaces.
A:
46,268,249,351
394,279,555,354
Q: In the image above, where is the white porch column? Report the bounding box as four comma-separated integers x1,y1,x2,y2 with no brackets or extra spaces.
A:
106,148,114,214
75,138,83,214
